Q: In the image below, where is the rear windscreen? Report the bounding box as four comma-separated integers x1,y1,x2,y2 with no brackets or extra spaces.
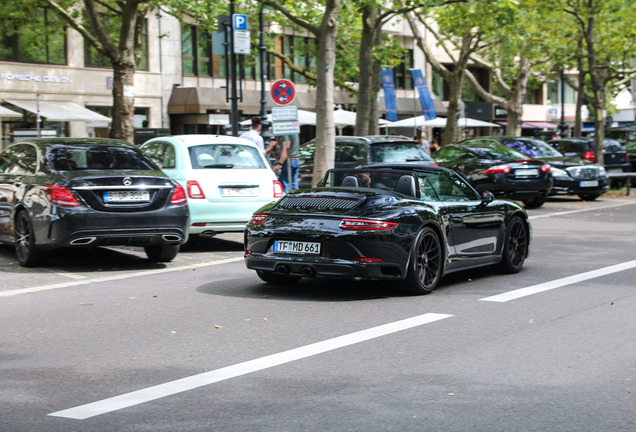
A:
188,144,267,169
47,145,157,171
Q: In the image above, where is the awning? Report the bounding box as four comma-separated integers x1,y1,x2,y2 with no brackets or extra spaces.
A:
0,106,22,118
496,121,557,129
4,99,111,122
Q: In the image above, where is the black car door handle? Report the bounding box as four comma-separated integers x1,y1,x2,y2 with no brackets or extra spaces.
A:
451,216,464,223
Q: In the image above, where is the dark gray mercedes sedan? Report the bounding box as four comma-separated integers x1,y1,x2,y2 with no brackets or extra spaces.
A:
0,138,189,266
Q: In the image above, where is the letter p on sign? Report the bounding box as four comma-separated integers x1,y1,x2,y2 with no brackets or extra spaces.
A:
233,14,248,31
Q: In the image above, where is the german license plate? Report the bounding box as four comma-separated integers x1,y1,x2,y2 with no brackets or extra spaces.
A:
103,190,150,202
220,187,259,197
514,169,538,177
273,240,321,255
580,180,599,187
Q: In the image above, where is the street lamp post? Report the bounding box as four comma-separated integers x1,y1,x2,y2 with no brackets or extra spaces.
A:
558,68,568,138
259,6,272,142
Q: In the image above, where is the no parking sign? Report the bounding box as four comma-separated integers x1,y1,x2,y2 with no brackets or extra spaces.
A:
270,79,295,105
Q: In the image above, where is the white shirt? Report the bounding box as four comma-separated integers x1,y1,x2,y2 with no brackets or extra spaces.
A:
240,129,265,154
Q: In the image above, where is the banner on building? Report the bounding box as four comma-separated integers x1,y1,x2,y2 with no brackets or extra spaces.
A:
381,67,398,121
410,68,437,120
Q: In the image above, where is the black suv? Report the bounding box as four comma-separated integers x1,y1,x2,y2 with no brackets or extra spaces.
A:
298,135,436,188
548,137,631,174
605,126,636,171
461,137,608,201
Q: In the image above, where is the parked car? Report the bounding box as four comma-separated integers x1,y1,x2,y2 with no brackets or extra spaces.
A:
459,137,608,201
141,135,284,237
298,135,436,188
605,126,636,171
0,138,189,267
432,140,553,208
547,137,631,174
244,164,530,295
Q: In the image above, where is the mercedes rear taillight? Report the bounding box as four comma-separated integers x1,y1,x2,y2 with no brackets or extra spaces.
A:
45,185,82,207
170,185,187,205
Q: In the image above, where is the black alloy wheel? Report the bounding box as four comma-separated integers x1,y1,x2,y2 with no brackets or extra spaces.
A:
402,227,442,295
14,210,49,267
256,270,301,285
499,216,528,273
523,194,547,209
579,193,601,201
144,244,180,262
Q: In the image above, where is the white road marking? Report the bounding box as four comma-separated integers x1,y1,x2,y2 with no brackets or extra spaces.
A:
528,200,636,220
0,257,245,298
48,312,453,420
480,260,636,303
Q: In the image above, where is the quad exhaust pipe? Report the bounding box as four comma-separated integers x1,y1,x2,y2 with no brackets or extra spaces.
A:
69,237,96,246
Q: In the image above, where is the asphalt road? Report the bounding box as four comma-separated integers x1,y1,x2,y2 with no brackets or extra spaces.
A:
1,195,635,431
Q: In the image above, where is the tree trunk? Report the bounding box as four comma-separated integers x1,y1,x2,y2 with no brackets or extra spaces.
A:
443,76,462,145
312,2,341,186
109,58,136,142
354,5,378,136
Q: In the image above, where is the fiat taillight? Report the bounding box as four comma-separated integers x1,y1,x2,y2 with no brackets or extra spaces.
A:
186,180,205,199
483,165,511,174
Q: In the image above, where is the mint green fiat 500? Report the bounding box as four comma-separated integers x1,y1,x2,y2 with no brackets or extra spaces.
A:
141,135,284,237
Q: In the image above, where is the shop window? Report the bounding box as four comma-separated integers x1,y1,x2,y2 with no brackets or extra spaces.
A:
0,8,66,65
85,17,148,70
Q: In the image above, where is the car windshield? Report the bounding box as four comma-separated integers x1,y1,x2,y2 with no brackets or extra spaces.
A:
369,143,432,163
188,144,267,169
550,140,589,153
462,142,529,161
499,139,563,157
47,144,157,170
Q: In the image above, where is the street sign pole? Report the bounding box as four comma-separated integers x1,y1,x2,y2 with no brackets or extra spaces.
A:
259,7,271,142
229,0,239,136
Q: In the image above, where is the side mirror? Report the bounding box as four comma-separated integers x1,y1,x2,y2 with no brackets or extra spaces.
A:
480,191,495,206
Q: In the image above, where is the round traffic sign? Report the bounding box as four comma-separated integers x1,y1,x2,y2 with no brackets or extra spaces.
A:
270,79,295,105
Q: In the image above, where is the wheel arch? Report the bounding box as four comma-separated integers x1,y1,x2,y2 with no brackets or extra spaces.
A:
404,221,446,278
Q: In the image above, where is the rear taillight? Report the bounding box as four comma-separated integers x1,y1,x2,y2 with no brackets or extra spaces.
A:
541,164,551,173
340,218,398,231
170,185,187,205
583,151,596,162
483,165,511,174
273,180,284,198
431,163,438,166
186,180,205,199
249,214,268,225
626,153,630,162
45,185,82,207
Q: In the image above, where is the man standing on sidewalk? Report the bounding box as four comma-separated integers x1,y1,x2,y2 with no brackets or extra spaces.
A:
273,135,300,193
240,117,265,154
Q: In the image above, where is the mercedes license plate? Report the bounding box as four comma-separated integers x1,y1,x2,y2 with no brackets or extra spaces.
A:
273,240,321,255
514,169,538,177
220,187,259,197
580,180,599,187
104,190,150,202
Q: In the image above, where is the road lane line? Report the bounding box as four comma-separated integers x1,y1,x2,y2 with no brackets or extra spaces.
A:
528,200,636,220
48,312,453,420
480,260,636,303
0,257,245,298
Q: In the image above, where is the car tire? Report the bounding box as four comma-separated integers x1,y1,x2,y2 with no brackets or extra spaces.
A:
256,270,301,285
401,227,442,295
523,194,547,209
499,216,528,274
14,210,49,267
144,244,179,262
578,193,601,201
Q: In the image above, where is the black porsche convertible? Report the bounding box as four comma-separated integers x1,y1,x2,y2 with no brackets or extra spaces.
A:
244,164,531,295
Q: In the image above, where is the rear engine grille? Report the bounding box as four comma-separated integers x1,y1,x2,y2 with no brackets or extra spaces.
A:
278,195,362,211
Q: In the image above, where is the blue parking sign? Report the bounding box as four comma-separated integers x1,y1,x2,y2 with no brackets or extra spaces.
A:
233,14,248,31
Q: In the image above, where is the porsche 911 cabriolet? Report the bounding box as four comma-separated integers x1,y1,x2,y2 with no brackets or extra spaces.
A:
244,164,531,295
